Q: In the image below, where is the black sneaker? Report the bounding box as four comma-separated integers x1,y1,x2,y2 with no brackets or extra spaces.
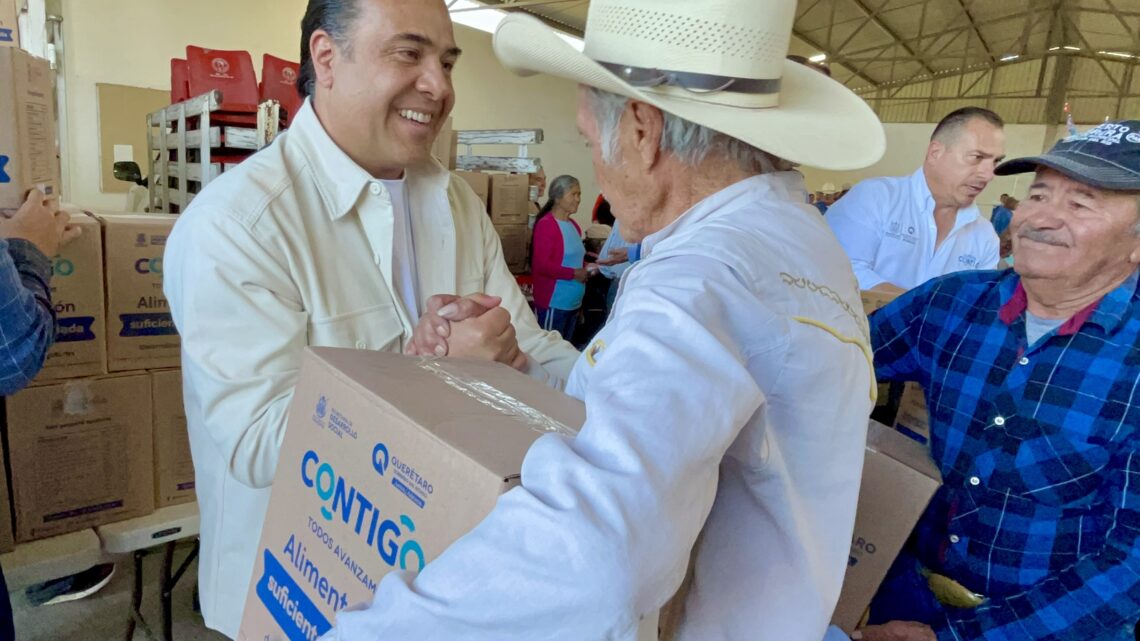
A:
25,563,116,606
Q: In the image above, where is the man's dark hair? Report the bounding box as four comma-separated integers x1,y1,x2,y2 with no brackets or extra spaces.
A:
931,107,1004,144
297,0,362,98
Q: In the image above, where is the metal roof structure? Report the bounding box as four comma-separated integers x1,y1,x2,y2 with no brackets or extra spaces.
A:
466,0,1140,123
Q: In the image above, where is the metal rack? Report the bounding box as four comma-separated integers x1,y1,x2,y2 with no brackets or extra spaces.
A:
146,90,280,213
455,128,543,173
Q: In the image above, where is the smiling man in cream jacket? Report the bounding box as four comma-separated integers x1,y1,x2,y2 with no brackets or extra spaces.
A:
162,0,577,637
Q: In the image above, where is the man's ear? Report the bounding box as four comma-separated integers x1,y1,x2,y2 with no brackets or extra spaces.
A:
627,101,666,170
310,29,338,92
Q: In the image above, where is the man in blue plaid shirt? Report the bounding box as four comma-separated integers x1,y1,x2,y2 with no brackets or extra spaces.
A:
861,121,1140,641
0,189,77,640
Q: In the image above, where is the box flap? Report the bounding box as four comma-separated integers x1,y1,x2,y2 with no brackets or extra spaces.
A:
306,348,585,478
866,420,941,483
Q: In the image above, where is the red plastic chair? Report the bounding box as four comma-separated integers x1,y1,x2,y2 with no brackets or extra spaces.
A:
260,54,302,127
170,59,190,104
185,45,259,124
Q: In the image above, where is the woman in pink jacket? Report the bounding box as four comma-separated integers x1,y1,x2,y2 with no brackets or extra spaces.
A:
530,174,589,340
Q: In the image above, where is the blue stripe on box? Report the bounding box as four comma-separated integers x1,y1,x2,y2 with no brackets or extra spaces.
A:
256,549,331,641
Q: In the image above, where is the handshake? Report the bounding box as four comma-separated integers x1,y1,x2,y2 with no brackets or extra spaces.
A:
405,293,529,372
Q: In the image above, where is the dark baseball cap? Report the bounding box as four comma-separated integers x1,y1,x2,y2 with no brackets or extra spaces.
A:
995,120,1140,191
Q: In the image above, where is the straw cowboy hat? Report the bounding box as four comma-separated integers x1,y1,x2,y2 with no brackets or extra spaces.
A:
493,0,886,171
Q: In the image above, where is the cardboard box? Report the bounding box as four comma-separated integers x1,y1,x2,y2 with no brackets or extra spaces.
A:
5,374,156,542
238,348,585,641
97,213,181,372
151,369,195,508
495,223,528,273
893,382,930,444
861,290,901,407
831,421,942,633
0,47,58,211
489,173,529,225
455,170,489,209
36,209,107,381
0,0,17,47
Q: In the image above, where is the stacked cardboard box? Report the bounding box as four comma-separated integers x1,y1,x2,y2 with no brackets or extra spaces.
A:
151,369,195,508
0,47,59,212
4,375,155,543
0,0,17,47
496,224,528,274
38,211,106,380
96,213,181,371
455,170,490,210
489,174,529,226
239,349,584,641
2,211,190,543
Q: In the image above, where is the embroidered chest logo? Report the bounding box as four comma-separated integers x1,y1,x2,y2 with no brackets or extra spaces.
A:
585,339,606,367
885,221,918,245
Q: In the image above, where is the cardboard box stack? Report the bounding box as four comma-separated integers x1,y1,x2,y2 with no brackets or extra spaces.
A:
0,0,17,47
96,213,181,371
489,174,529,226
496,224,528,274
1,207,191,543
38,210,106,381
487,174,530,275
238,348,584,641
151,369,195,508
0,46,59,212
4,374,155,542
831,421,942,633
455,170,490,210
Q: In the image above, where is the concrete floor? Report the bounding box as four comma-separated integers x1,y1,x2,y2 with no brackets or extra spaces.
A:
12,541,226,641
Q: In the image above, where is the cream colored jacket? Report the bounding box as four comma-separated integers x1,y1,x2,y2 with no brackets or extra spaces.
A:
163,100,577,638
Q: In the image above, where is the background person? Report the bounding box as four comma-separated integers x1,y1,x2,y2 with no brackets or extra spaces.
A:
530,174,589,340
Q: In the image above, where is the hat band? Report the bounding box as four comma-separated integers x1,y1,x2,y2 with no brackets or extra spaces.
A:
597,60,781,96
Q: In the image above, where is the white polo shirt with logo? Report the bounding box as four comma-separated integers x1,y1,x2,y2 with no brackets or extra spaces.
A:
826,168,1000,290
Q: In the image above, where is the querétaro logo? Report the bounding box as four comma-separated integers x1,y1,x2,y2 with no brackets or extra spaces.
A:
373,442,389,476
300,450,426,572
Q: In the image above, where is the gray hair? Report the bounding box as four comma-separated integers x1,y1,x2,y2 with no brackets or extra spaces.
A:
584,87,788,173
539,174,580,217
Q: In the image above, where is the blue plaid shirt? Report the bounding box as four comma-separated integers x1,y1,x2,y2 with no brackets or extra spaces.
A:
0,238,55,395
872,268,1140,641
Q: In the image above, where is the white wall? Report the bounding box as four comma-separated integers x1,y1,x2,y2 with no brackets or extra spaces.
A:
800,123,1052,210
58,1,599,226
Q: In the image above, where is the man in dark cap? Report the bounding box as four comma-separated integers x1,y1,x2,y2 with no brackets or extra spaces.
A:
861,121,1140,641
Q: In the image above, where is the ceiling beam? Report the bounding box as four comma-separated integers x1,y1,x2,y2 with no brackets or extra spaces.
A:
792,28,881,87
1102,0,1140,49
956,0,996,64
1062,9,1124,92
848,0,936,75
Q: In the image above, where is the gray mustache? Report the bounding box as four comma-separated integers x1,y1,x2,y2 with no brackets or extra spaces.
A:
1018,228,1069,247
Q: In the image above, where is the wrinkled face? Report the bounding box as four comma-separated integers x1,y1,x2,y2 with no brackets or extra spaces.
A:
575,86,652,241
1012,168,1140,283
314,0,459,177
557,183,582,214
927,119,1006,208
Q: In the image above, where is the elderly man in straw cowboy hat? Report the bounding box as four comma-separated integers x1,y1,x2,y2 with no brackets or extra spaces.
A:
323,0,886,639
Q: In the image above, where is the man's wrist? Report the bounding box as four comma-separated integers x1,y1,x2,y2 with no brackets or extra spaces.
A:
6,238,52,282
